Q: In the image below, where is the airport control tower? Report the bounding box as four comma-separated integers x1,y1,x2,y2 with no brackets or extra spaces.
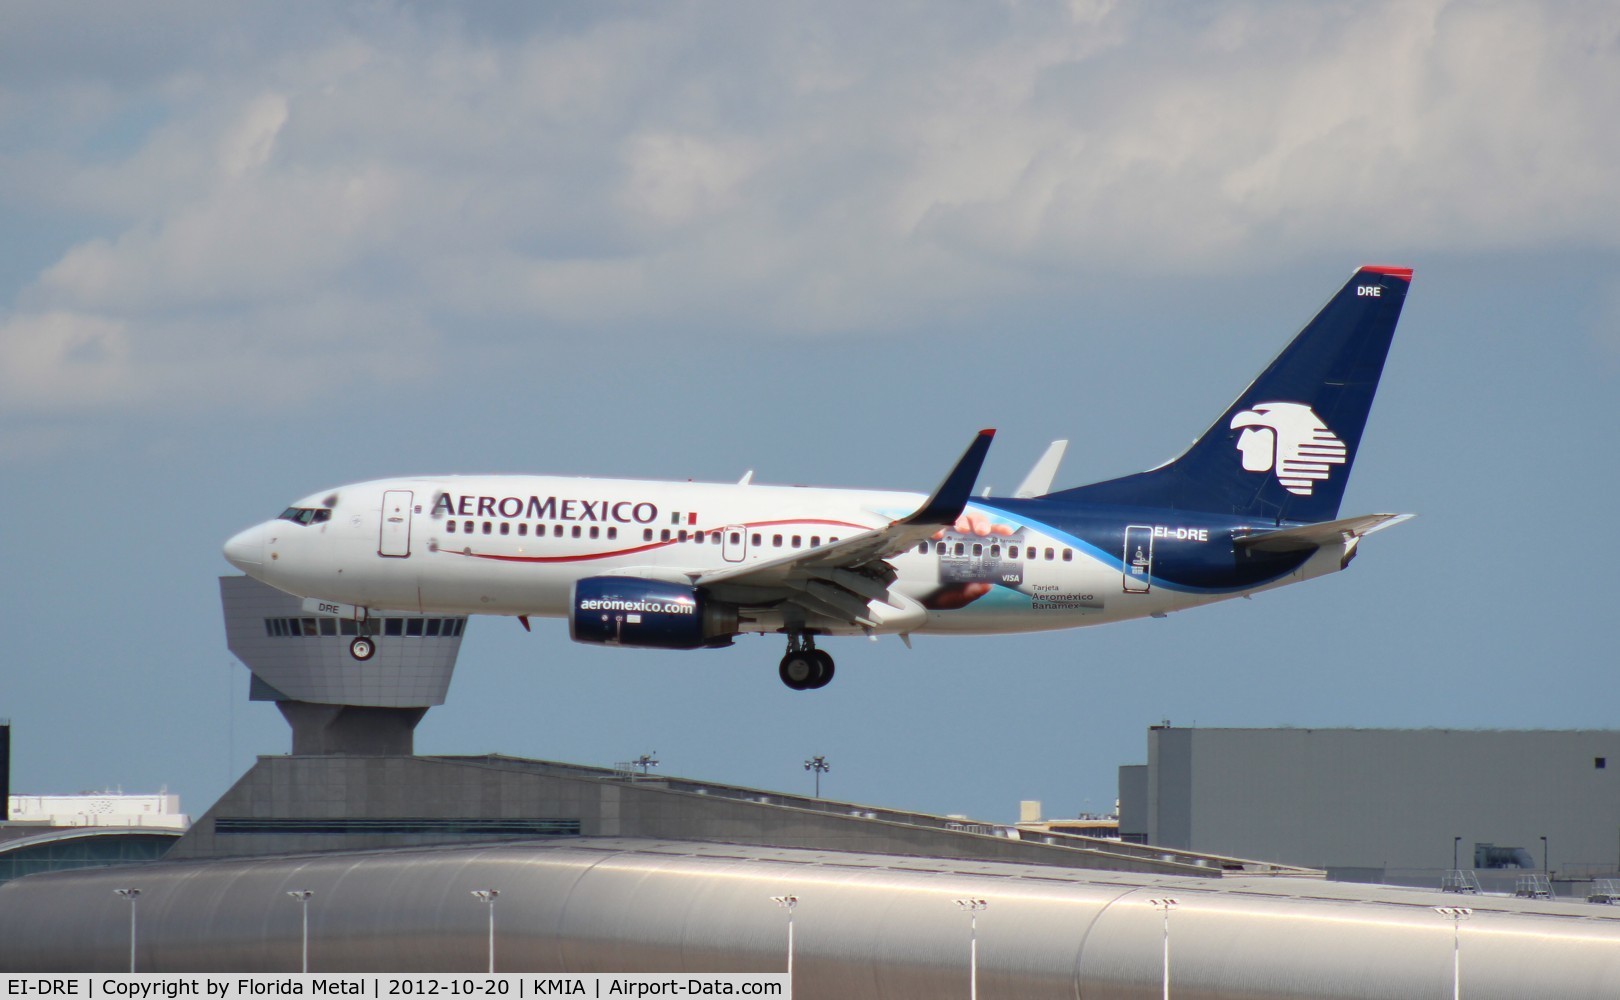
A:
219,576,468,755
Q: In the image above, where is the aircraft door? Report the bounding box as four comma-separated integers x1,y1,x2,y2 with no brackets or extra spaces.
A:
379,490,413,557
1123,525,1153,593
722,524,748,563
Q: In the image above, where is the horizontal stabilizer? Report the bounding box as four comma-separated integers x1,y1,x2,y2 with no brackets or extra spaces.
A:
1234,513,1413,553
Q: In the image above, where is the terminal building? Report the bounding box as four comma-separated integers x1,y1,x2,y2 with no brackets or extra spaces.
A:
1117,725,1620,892
3,579,1620,995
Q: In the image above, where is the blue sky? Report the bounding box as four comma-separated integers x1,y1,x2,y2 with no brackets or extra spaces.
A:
3,1,1618,826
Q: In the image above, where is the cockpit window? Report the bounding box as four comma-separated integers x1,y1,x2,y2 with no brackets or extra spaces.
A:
278,507,332,526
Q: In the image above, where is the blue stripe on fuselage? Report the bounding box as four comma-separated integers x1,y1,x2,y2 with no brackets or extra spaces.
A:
971,497,1314,594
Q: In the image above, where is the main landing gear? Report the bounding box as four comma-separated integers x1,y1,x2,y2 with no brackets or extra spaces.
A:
349,636,376,661
779,634,834,691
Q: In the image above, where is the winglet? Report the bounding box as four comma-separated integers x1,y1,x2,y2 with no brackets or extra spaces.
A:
904,429,996,525
1015,439,1069,498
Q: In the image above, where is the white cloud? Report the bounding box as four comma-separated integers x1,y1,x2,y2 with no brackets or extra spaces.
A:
5,0,1619,413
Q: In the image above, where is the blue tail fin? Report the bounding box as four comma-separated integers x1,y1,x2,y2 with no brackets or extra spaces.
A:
1051,265,1412,523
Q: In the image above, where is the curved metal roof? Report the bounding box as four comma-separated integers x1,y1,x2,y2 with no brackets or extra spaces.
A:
4,837,1619,996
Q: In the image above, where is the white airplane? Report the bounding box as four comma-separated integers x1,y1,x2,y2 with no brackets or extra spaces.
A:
225,266,1414,690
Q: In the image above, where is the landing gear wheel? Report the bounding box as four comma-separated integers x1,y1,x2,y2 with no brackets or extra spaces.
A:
349,636,376,661
780,652,818,691
805,649,835,690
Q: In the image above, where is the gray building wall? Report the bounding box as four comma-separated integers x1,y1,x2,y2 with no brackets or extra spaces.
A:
1138,727,1620,876
1116,764,1147,842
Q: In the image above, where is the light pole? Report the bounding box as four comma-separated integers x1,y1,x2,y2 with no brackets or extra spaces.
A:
954,898,987,1000
1453,836,1461,872
634,753,659,776
1541,835,1550,877
804,755,830,798
1434,906,1472,1000
470,890,499,973
770,895,798,979
114,888,141,973
1148,898,1179,1000
286,891,314,972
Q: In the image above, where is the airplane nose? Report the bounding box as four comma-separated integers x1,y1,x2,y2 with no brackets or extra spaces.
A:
223,524,266,572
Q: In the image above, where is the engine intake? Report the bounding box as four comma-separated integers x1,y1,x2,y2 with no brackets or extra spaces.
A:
570,577,738,650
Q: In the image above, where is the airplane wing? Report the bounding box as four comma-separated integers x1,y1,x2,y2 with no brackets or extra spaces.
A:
690,430,996,627
1233,513,1413,553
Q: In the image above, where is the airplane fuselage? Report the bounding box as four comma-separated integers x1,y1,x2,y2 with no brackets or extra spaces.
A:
228,474,1345,637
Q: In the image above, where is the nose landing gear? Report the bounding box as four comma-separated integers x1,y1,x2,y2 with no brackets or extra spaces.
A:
349,636,377,661
779,634,834,690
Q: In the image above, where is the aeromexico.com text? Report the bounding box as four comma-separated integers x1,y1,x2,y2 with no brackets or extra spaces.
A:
578,598,696,615
432,495,658,524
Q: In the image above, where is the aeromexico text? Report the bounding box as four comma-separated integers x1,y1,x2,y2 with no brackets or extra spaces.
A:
432,494,659,524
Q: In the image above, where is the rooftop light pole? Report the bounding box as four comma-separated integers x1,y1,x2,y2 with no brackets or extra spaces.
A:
113,888,141,973
470,890,499,973
634,754,659,776
804,755,830,798
954,898,987,1000
769,895,798,980
1434,906,1472,1000
286,890,314,972
1148,898,1179,1000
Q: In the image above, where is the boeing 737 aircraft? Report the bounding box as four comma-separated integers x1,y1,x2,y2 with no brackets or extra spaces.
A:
225,266,1413,690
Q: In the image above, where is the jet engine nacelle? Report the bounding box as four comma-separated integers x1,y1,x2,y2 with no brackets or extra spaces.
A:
570,576,738,650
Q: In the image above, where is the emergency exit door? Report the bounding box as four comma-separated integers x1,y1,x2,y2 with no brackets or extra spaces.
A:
1122,525,1153,593
379,490,413,557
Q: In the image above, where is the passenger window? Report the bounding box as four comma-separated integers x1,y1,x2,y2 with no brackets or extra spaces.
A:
773,534,783,547
608,527,618,540
518,523,527,536
1062,548,1073,561
810,536,820,547
482,522,492,535
463,521,474,534
319,618,337,637
571,525,581,538
678,530,689,543
425,619,441,637
990,545,1000,557
954,543,965,556
830,537,839,544
730,532,741,545
590,526,600,539
661,529,672,542
1008,546,1019,559
752,533,762,546
499,522,510,535
693,531,703,544
406,619,423,637
792,535,802,548
553,524,563,537
917,542,928,554
936,542,946,555
1045,547,1055,560
384,618,404,637
972,543,982,556
711,531,721,544
645,529,654,542
446,521,457,534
